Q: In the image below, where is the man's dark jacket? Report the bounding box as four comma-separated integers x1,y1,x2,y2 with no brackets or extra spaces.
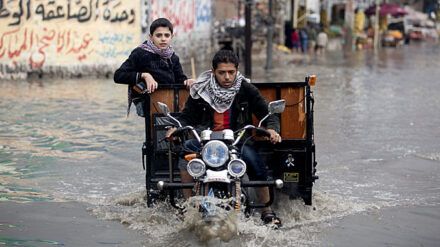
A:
114,41,187,85
178,81,280,135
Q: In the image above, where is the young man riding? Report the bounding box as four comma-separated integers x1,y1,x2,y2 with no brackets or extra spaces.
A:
166,49,282,227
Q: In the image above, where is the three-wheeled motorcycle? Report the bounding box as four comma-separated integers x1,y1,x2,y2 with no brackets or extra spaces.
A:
137,75,318,211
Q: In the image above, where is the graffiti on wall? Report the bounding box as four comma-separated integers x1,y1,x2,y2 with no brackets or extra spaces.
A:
195,0,210,28
147,0,211,60
0,0,140,68
149,0,211,35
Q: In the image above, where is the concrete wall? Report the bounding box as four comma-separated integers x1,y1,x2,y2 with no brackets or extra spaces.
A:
0,0,213,79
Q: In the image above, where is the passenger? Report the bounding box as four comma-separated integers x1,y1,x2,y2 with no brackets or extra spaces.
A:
166,49,282,227
114,18,195,115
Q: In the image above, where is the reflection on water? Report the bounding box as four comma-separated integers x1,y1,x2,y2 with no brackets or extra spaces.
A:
1,43,440,245
0,223,63,246
0,236,63,247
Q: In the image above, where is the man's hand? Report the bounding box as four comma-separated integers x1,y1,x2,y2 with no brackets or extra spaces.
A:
165,127,178,141
266,129,282,144
184,79,196,89
141,72,158,93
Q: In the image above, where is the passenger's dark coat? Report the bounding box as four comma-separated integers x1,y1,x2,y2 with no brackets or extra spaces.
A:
114,42,187,85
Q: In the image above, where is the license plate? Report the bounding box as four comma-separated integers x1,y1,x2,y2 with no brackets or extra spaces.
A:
205,177,229,183
203,169,230,183
283,172,299,182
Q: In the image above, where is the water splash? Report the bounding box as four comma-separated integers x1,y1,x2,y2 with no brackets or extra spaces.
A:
84,188,388,246
183,196,239,243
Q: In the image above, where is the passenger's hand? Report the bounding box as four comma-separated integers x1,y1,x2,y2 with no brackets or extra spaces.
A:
266,129,282,144
165,127,178,141
141,72,158,93
184,79,196,89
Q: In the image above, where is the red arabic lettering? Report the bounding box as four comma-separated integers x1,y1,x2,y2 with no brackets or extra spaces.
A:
0,26,94,67
151,0,195,34
7,28,28,59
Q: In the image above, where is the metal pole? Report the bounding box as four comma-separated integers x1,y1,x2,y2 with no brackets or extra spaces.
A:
144,94,152,206
265,0,273,71
245,0,252,78
374,0,380,51
290,0,294,27
344,0,354,54
293,0,298,28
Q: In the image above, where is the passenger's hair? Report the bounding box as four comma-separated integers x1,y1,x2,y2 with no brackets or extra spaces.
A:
150,18,173,34
212,49,239,70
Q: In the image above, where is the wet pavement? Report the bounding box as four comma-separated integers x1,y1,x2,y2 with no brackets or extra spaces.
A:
1,42,440,246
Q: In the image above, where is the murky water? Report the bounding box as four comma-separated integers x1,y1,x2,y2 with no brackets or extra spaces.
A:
1,42,440,246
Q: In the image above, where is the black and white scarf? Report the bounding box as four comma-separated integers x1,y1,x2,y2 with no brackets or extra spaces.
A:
190,70,248,113
138,39,174,64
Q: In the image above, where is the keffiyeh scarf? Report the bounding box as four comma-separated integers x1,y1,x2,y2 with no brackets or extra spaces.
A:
190,70,249,113
139,39,174,64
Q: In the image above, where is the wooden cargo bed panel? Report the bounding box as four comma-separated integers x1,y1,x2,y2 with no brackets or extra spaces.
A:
257,86,306,139
178,89,189,111
148,89,189,114
280,86,306,139
148,85,307,139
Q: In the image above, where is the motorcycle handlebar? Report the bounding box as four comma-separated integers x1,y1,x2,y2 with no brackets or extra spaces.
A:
233,125,271,146
255,127,271,138
169,126,201,143
170,126,189,138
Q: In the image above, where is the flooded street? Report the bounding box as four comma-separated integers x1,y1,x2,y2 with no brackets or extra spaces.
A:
1,42,440,246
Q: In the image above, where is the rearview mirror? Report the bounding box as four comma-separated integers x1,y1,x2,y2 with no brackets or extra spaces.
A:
258,99,286,127
157,102,170,115
156,102,182,127
268,99,286,114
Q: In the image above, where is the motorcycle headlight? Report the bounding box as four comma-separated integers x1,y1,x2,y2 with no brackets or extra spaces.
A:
227,159,246,178
202,140,229,168
187,159,206,178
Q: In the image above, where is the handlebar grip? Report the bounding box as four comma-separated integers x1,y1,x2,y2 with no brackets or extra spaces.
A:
170,127,186,137
255,127,270,137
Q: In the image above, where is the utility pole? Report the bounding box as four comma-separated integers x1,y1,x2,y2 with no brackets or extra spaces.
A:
293,0,298,28
265,0,273,71
245,0,252,78
344,0,355,54
374,0,380,51
290,0,294,26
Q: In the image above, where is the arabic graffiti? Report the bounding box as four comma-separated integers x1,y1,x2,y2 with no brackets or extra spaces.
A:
96,33,134,58
150,0,196,34
0,0,140,67
195,0,211,28
144,0,211,61
0,0,136,26
140,0,151,34
0,27,94,67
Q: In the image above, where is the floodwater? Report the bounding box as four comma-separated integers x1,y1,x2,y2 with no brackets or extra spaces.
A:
1,42,440,246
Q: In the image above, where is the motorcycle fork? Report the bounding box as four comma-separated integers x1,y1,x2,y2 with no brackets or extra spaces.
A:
197,181,242,211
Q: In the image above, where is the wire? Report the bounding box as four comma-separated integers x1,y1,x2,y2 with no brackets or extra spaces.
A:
285,96,305,107
240,134,256,156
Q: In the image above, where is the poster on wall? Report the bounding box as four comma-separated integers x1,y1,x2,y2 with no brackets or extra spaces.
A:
0,0,141,68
